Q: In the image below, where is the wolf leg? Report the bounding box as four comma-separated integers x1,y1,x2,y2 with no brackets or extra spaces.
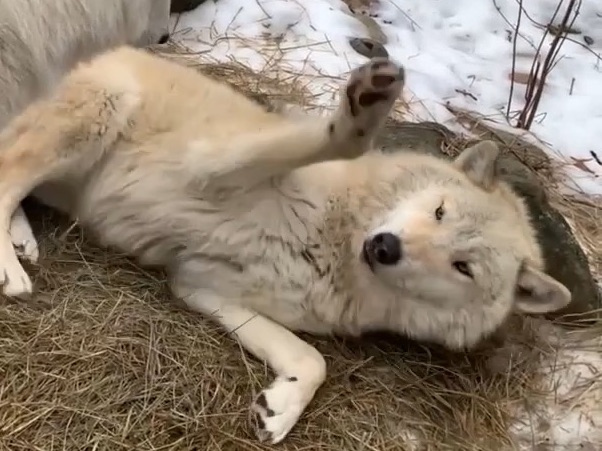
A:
194,57,405,186
10,205,39,263
0,75,139,298
172,283,326,444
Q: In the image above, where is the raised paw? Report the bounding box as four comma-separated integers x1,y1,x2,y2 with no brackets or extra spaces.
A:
249,376,308,444
0,238,33,299
336,58,404,139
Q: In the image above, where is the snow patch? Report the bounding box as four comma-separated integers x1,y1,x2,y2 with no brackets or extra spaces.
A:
171,0,602,196
509,328,602,449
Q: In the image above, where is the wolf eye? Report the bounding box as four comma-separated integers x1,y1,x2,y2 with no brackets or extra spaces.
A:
453,261,473,278
435,204,445,221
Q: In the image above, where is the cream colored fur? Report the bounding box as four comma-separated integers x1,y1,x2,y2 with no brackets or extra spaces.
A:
0,47,571,444
0,0,171,265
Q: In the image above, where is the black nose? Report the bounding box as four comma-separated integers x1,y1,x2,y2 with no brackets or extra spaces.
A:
365,232,402,265
158,33,170,44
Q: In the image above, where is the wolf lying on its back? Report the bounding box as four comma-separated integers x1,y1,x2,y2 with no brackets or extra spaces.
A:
0,0,171,268
0,47,571,443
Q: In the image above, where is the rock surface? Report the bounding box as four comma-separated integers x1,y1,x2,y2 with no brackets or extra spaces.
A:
376,120,601,318
170,0,210,14
349,37,388,59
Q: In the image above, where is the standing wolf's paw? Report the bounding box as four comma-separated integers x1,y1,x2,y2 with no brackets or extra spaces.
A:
249,376,308,444
0,237,33,299
329,57,405,156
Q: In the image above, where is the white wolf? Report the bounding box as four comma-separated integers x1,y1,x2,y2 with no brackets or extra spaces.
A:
0,0,171,265
0,47,571,444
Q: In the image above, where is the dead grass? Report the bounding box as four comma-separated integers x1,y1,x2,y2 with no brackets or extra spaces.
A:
0,45,600,451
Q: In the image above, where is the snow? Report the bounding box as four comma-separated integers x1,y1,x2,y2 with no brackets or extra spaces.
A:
170,0,371,106
509,323,602,449
170,0,602,197
169,0,601,446
378,0,602,197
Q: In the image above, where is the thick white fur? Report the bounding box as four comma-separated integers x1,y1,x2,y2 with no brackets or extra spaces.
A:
0,0,171,264
0,47,571,443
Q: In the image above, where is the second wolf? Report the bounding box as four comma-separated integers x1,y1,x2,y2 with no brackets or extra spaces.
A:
0,47,571,444
0,0,171,262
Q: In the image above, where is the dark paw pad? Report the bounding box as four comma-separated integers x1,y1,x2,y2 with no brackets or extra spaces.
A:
358,91,389,107
345,58,405,118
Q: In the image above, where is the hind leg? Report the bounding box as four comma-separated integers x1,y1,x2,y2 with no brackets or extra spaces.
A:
0,76,139,298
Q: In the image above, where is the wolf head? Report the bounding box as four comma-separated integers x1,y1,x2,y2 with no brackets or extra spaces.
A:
352,141,571,350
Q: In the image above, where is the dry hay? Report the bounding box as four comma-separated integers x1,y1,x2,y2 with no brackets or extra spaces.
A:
1,45,601,451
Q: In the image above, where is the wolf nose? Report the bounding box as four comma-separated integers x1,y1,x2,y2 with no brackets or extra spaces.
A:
367,232,402,265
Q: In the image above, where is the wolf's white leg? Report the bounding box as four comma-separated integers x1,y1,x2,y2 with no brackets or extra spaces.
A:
174,287,326,444
267,100,320,119
193,58,405,187
0,189,34,298
0,241,33,297
10,205,39,263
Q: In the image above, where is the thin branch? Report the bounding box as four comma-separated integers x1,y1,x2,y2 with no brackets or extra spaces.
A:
516,0,582,130
506,0,524,119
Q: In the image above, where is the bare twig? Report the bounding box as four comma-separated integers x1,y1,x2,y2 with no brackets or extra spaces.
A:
518,0,562,121
516,0,582,130
506,0,524,119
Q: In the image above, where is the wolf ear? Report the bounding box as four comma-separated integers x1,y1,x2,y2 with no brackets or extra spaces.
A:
453,140,501,190
514,264,571,314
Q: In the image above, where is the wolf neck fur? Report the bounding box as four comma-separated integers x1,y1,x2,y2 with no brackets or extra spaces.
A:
279,156,404,335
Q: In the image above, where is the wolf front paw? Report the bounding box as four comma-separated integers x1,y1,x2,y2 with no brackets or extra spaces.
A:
328,57,405,157
344,57,405,122
0,238,33,299
10,208,39,263
249,376,308,444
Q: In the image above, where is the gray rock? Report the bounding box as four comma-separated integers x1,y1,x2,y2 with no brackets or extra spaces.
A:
349,37,389,59
376,120,601,318
170,0,211,14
